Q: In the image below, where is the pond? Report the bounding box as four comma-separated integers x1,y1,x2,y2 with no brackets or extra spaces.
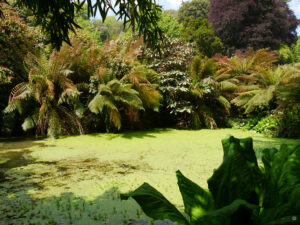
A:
0,129,299,225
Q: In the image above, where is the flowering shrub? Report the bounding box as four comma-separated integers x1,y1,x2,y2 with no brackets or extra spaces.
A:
0,3,43,82
0,66,13,84
139,37,197,73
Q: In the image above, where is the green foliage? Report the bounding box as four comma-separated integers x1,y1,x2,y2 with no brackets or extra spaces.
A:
103,17,125,40
190,55,216,82
157,11,181,38
275,105,300,138
207,137,262,208
51,32,102,84
278,43,300,65
140,37,197,73
190,56,231,129
88,79,144,131
231,67,283,114
164,10,178,20
180,17,223,57
4,53,83,138
253,115,279,136
121,183,189,224
121,66,162,112
0,66,12,84
122,136,300,225
277,63,300,105
75,5,125,44
12,0,163,50
260,144,300,223
0,3,43,81
178,0,210,23
75,6,103,45
216,49,283,114
0,3,44,136
216,49,278,81
159,71,193,119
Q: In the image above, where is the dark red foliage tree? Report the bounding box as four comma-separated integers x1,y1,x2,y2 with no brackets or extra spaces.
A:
209,0,299,51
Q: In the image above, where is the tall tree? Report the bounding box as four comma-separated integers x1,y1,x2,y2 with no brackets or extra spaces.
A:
209,0,299,51
158,11,181,38
3,0,163,50
178,0,210,23
180,17,223,57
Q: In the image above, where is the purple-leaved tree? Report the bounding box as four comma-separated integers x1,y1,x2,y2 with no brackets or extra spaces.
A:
209,0,299,51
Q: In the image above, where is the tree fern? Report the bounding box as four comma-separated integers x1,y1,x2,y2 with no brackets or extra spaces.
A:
121,66,162,112
88,79,144,131
232,65,292,113
190,55,231,128
5,53,83,137
277,63,300,105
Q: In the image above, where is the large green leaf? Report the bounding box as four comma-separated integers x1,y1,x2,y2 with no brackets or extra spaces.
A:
196,199,258,225
121,183,189,225
176,170,214,223
260,144,300,223
207,136,262,208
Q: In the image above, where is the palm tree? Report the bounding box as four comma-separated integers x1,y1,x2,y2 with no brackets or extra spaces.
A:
5,53,84,138
88,79,144,131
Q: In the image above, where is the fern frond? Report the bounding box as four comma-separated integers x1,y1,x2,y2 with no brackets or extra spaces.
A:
109,109,121,130
22,116,35,131
8,82,28,103
218,96,231,114
47,109,62,138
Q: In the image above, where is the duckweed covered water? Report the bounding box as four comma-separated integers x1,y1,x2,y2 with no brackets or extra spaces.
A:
0,129,299,224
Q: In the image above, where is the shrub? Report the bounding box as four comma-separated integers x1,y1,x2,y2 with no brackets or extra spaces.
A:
180,17,223,57
253,115,279,137
159,71,194,127
275,105,300,138
139,37,197,73
0,3,43,82
278,43,299,65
